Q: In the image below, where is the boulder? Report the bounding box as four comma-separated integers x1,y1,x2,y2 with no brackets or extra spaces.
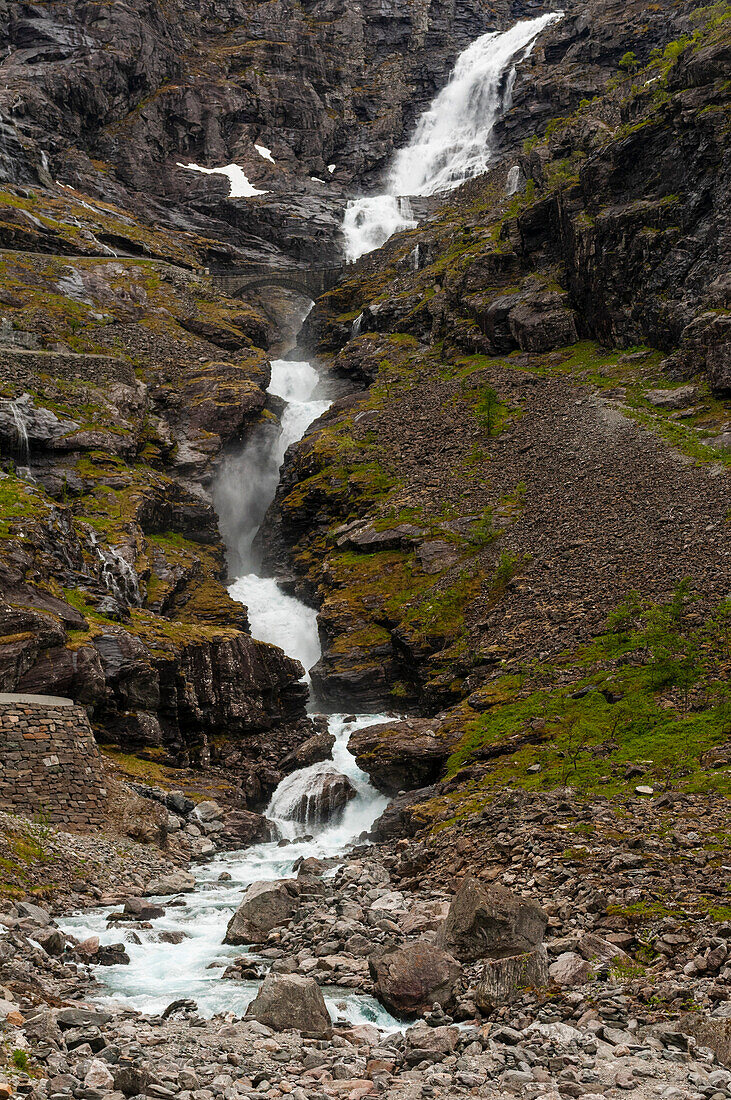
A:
349,719,458,795
0,998,22,1024
192,800,224,823
436,878,547,962
34,928,66,957
678,1012,731,1068
15,901,52,927
56,1007,112,1029
370,941,463,1018
144,870,196,896
549,951,595,987
119,898,165,921
645,384,698,409
85,1060,115,1090
224,879,298,945
508,296,579,352
576,932,630,968
370,787,438,841
219,810,273,848
93,942,131,966
293,769,356,825
475,946,549,1010
403,1022,459,1064
245,973,332,1038
269,767,356,827
279,730,335,774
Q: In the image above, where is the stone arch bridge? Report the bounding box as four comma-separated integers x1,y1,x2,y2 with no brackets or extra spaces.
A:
209,262,347,301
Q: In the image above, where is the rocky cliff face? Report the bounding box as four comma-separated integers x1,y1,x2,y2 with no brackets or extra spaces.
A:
0,0,541,270
261,2,730,794
0,217,311,780
0,0,728,802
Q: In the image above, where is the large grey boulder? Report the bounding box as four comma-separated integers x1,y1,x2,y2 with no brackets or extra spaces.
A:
245,973,332,1038
224,879,298,945
143,870,195,896
436,877,547,962
370,941,463,1019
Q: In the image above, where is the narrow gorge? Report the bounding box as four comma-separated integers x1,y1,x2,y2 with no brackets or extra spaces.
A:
0,2,729,1100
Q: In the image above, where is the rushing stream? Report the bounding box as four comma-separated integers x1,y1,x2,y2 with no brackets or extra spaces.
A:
58,12,563,1032
60,351,398,1029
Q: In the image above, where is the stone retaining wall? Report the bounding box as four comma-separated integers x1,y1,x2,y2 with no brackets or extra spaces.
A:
0,347,134,390
0,696,109,826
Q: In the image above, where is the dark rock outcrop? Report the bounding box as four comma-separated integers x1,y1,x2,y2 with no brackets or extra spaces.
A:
278,730,335,775
370,941,463,1018
349,718,459,795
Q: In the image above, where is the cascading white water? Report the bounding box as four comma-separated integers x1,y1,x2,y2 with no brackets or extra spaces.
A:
59,339,398,1030
59,715,393,1027
52,12,569,1037
8,397,32,478
58,14,565,1034
343,12,562,260
214,358,330,575
88,533,142,607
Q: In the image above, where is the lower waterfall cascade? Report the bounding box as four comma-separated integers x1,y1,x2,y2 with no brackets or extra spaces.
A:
342,11,563,261
59,347,398,1030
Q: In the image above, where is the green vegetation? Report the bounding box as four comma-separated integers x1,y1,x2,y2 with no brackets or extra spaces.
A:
444,582,731,800
0,474,52,538
473,385,503,437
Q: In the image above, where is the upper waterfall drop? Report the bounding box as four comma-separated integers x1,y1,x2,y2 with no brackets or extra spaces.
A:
342,11,563,261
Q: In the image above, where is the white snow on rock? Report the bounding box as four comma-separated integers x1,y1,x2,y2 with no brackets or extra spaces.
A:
255,144,275,164
177,162,269,197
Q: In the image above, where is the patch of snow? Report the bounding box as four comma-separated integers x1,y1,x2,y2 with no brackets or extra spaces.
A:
177,162,268,198
310,177,326,184
328,164,336,173
255,144,275,164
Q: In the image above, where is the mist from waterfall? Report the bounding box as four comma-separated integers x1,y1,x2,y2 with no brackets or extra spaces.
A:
213,358,330,577
342,11,563,261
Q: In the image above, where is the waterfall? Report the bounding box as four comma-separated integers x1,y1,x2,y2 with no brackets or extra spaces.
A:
89,533,142,606
342,11,562,260
506,164,522,195
214,358,330,576
8,397,32,478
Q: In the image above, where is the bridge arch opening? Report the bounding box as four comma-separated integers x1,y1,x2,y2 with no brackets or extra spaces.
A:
231,276,316,300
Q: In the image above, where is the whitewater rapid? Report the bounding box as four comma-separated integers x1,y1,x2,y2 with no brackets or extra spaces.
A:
60,351,397,1028
343,11,562,260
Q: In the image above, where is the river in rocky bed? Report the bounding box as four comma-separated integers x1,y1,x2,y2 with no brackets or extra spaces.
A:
57,12,567,1036
59,349,402,1031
